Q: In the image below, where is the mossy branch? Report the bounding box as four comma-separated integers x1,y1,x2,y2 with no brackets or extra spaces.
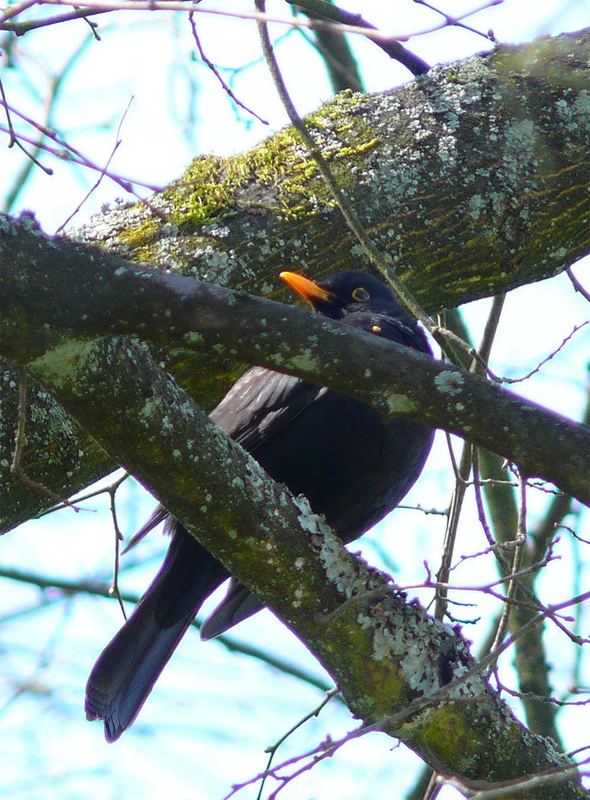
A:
1,218,589,532
72,27,590,311
17,333,582,798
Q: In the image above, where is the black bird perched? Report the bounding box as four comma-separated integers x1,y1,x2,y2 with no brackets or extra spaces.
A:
85,270,434,742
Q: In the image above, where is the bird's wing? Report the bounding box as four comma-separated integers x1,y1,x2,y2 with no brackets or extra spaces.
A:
380,317,432,354
122,369,323,552
210,314,430,451
199,578,263,640
165,368,326,640
210,366,326,452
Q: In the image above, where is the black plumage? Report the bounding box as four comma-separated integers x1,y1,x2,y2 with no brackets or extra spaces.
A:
85,270,434,741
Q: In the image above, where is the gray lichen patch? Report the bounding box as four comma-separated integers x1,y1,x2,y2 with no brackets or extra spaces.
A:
292,494,332,538
434,369,464,396
359,592,474,702
302,498,480,710
303,496,475,704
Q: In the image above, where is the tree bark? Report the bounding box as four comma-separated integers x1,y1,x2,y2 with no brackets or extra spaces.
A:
1,220,589,528
1,27,589,528
19,333,585,798
71,26,590,312
0,26,589,796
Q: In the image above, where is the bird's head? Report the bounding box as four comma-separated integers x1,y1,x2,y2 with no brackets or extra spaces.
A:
280,270,408,321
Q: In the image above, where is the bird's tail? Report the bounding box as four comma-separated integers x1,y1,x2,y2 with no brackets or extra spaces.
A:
85,523,228,742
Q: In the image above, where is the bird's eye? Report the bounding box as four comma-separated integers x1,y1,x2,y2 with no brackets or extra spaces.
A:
352,287,370,302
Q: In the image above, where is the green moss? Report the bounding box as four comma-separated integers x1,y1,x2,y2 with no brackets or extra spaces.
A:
115,214,170,263
117,88,381,247
411,704,475,765
168,358,246,411
363,659,408,708
166,155,244,227
117,217,160,249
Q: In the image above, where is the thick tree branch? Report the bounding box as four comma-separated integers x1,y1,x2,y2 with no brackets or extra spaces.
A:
71,27,590,312
1,27,589,528
19,333,580,797
1,219,589,534
0,20,587,800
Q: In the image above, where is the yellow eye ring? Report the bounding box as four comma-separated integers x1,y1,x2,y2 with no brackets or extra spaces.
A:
352,287,370,302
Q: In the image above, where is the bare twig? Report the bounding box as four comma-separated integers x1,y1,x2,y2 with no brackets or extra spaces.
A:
435,294,505,619
472,450,495,546
0,75,52,174
413,0,499,43
567,266,590,303
434,439,471,620
55,96,133,232
106,474,129,619
2,31,97,212
0,0,509,42
497,681,590,708
188,13,269,125
438,756,589,800
0,99,161,195
287,0,430,76
486,471,527,662
10,372,76,509
486,321,589,385
256,689,338,800
321,551,560,628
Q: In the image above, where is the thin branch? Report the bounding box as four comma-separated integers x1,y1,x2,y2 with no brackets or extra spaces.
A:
413,0,499,43
434,440,471,620
0,0,507,42
435,294,505,620
287,0,430,76
472,450,495,546
0,99,161,194
10,372,76,509
2,31,97,212
0,76,52,174
0,565,334,694
439,757,589,800
486,471,527,662
188,13,269,125
256,689,338,800
55,97,133,232
486,321,589,385
106,474,128,619
567,266,590,303
497,682,590,708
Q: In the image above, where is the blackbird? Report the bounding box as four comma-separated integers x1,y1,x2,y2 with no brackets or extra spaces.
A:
85,270,434,742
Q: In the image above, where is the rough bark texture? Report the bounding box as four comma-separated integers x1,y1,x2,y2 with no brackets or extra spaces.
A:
22,335,584,798
1,27,589,529
72,27,590,312
0,26,589,797
1,220,589,529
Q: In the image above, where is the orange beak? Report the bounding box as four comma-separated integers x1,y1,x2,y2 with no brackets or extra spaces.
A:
280,271,332,309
